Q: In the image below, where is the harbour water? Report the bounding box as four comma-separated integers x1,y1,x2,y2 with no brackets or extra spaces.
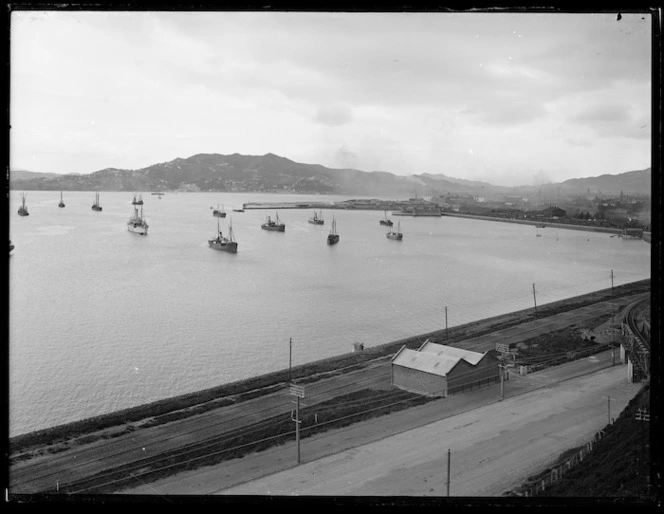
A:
8,191,651,437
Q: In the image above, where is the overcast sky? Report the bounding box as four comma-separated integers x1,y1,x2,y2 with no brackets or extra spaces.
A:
10,10,652,186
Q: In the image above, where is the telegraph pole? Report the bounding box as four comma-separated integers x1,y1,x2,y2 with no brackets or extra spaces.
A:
445,306,449,340
290,383,305,464
532,283,538,318
289,337,292,383
446,449,451,496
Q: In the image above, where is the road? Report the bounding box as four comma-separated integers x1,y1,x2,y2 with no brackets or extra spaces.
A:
218,360,640,496
119,350,638,496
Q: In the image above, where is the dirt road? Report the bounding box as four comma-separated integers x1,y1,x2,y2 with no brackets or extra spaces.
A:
219,363,640,497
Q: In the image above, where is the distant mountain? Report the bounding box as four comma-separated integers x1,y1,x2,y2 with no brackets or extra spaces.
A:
10,170,62,181
513,168,651,197
8,153,651,199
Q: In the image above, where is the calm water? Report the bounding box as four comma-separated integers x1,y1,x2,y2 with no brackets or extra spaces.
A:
9,191,650,437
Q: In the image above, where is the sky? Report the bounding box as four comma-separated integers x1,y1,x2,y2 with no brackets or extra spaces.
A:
10,10,652,187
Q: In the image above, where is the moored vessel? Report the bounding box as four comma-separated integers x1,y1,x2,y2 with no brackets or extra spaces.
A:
18,193,29,216
208,218,238,253
386,220,403,240
127,204,149,235
327,216,340,245
261,212,286,232
379,210,393,226
308,210,324,225
92,192,103,211
58,191,65,208
213,203,227,217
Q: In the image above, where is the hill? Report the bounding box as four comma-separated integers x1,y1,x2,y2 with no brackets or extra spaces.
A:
8,153,651,199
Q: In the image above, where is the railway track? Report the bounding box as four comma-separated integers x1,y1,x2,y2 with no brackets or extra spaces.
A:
624,297,650,379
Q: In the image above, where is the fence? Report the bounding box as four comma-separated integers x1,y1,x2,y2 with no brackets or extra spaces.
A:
517,427,608,496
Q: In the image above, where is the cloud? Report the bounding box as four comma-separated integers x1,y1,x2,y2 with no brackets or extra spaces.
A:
572,103,632,124
314,104,354,126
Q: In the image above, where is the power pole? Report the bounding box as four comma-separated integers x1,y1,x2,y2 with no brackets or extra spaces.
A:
290,383,305,464
445,306,449,340
289,337,292,383
608,396,611,424
446,448,451,496
532,283,538,318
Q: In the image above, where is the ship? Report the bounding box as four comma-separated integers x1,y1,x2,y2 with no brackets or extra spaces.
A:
127,204,149,235
213,203,227,218
92,192,103,211
131,194,144,206
18,193,29,216
308,210,324,225
327,216,340,245
58,191,65,208
208,218,238,253
379,210,393,226
386,220,403,240
233,206,245,212
261,212,286,232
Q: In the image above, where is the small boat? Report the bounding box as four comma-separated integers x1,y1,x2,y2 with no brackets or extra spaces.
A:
151,192,165,196
261,212,286,232
92,192,103,211
386,220,403,240
213,203,227,218
58,191,65,208
379,210,393,226
209,218,238,253
9,240,14,253
127,204,149,235
327,216,340,245
18,193,29,216
233,206,245,213
308,210,324,225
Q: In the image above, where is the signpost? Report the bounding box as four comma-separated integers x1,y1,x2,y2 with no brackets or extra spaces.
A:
290,383,306,463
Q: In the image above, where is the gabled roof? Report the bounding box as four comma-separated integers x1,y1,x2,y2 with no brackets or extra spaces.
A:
392,347,459,377
418,341,484,365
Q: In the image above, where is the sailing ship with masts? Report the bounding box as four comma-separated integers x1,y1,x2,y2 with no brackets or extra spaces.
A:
18,193,29,216
92,192,103,211
261,212,285,232
386,220,403,240
208,218,238,253
308,209,324,225
379,210,393,226
213,203,227,217
58,191,65,208
127,204,149,235
327,216,339,245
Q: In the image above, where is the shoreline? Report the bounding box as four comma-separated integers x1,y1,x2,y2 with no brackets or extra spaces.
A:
10,279,650,449
441,212,627,234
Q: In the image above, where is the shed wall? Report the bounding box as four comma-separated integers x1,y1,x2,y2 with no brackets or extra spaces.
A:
392,365,447,397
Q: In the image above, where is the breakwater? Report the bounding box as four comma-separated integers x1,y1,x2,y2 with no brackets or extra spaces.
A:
442,213,626,235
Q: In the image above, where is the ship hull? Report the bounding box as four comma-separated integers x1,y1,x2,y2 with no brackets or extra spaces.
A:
261,225,285,232
208,241,238,253
386,234,403,240
327,235,339,245
308,220,324,225
18,210,29,216
213,212,227,218
127,224,148,235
